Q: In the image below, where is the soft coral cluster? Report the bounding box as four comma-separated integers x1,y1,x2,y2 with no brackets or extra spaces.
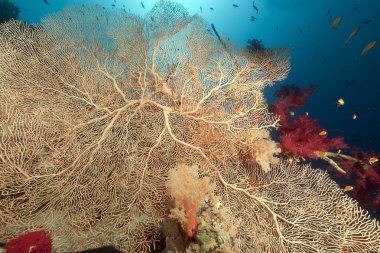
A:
331,148,380,213
3,230,52,253
272,85,348,159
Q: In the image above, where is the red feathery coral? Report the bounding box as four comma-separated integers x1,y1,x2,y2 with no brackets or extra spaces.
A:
4,230,52,253
332,148,380,212
272,85,348,159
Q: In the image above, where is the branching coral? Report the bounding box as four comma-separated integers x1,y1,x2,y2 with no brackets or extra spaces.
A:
0,2,380,252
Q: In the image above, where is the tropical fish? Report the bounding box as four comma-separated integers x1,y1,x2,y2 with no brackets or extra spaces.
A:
369,157,378,165
343,185,354,192
361,39,377,57
319,130,328,136
43,0,49,4
352,6,359,11
360,20,372,24
352,114,357,120
332,16,343,29
232,4,239,8
289,111,295,116
141,2,145,9
252,1,259,14
250,16,257,21
337,98,345,107
344,26,360,45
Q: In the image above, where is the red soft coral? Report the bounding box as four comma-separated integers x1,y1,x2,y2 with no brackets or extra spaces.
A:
272,85,348,159
279,115,348,159
4,230,52,253
271,84,316,129
331,148,380,212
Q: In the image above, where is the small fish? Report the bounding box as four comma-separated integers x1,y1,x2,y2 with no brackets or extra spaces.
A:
210,7,214,10
322,58,326,63
329,15,332,22
141,2,145,9
352,114,357,120
276,25,279,30
360,20,372,24
289,111,295,116
111,4,115,7
250,16,257,21
326,8,331,16
369,157,378,166
43,0,49,4
344,26,360,45
299,28,303,34
319,130,328,136
352,6,359,11
232,4,239,8
252,1,259,14
315,44,320,50
200,6,202,13
361,39,377,57
337,98,345,107
312,54,316,61
343,185,354,192
308,25,311,31
340,66,346,72
332,16,343,29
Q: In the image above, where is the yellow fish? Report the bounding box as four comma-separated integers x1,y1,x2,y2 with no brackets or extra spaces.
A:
361,39,378,57
319,130,328,136
332,16,343,29
352,114,357,120
343,185,353,192
337,98,345,107
369,157,378,166
344,26,360,45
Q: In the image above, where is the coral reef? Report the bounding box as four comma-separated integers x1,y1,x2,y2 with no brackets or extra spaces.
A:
0,2,380,252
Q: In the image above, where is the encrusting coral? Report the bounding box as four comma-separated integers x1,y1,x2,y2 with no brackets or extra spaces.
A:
1,1,380,252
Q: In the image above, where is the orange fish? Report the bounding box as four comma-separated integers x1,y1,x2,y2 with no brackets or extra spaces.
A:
361,39,378,57
319,130,328,136
344,26,360,45
343,185,353,192
369,157,378,166
332,16,343,29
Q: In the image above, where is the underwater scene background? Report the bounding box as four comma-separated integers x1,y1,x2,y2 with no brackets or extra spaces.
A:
0,0,380,252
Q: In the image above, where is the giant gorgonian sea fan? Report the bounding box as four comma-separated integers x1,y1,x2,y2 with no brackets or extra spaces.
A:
0,1,379,252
